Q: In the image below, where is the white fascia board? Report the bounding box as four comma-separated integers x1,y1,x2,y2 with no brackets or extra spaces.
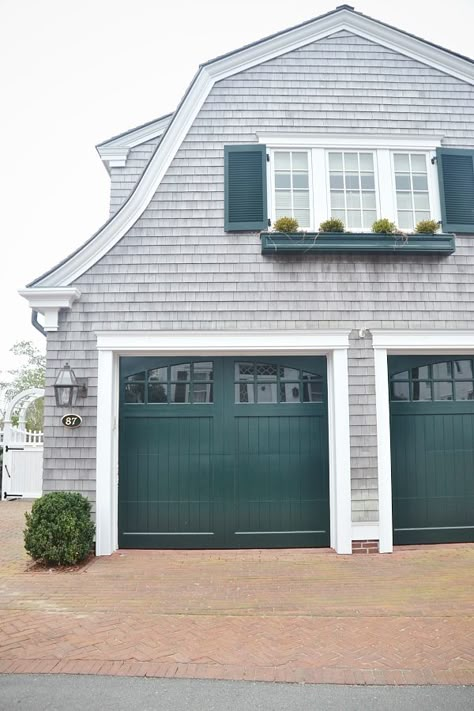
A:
34,9,474,288
259,134,443,150
96,329,351,354
372,329,474,351
18,287,81,332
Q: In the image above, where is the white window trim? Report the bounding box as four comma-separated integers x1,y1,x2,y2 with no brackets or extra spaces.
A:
263,135,442,232
372,329,474,553
95,329,352,556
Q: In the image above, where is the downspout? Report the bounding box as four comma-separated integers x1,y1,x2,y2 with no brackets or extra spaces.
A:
31,310,46,337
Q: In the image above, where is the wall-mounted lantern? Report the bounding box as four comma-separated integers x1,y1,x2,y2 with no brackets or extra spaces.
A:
54,363,88,408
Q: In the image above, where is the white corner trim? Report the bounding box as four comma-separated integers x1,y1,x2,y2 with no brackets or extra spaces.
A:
93,328,352,556
18,287,81,332
95,329,351,354
33,9,474,288
258,134,443,150
372,329,474,351
373,347,393,553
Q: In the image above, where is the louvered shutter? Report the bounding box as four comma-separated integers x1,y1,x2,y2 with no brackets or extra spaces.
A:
224,145,268,231
437,148,474,233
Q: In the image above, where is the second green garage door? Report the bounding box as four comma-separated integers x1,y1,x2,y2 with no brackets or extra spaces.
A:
389,356,474,545
119,356,329,549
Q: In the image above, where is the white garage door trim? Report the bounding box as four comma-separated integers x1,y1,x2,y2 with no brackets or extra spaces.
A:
372,329,474,553
95,329,352,556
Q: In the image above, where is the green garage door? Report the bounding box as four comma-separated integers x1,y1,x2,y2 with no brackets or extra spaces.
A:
389,356,474,545
119,356,329,549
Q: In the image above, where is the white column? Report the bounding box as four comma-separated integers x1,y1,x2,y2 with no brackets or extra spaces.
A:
374,347,393,553
327,348,352,554
95,348,116,556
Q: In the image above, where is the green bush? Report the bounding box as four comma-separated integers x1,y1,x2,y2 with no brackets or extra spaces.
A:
273,216,299,232
415,219,439,234
24,492,95,565
319,218,345,232
372,218,396,234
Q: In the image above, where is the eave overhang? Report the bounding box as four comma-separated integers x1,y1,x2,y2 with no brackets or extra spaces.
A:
18,287,81,332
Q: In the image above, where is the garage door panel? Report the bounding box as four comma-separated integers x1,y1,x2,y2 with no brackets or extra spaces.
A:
389,356,474,545
120,356,329,549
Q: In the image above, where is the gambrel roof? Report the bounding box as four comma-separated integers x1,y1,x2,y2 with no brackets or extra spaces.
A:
24,4,474,293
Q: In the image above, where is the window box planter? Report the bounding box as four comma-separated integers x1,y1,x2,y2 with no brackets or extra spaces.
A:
260,232,455,255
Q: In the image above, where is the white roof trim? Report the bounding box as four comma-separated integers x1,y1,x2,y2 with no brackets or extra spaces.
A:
18,287,81,332
258,134,444,150
29,8,474,289
96,114,173,171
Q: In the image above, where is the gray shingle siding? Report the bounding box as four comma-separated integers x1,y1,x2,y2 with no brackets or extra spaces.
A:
43,30,474,525
108,138,161,215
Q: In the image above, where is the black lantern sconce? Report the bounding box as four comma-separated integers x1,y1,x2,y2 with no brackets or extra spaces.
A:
54,363,88,408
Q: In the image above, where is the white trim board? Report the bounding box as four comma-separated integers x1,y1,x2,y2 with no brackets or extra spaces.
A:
372,328,474,553
18,287,81,332
94,329,352,556
26,7,474,289
96,114,173,171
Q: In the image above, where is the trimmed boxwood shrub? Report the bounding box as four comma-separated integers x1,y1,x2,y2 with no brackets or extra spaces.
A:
273,216,299,232
24,492,95,565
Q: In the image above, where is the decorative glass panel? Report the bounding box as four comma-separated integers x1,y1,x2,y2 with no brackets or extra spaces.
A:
390,359,474,402
328,151,376,229
236,362,254,380
393,153,431,230
280,383,300,403
279,366,300,380
125,383,145,403
256,363,277,378
274,151,310,228
257,383,277,403
236,383,254,403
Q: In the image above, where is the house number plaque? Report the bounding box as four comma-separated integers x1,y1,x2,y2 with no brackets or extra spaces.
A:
61,414,82,429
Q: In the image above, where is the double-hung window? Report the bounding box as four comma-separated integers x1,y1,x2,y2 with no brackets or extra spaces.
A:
273,151,311,228
328,151,377,230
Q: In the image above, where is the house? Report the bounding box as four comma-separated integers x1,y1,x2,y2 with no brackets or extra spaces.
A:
20,5,474,555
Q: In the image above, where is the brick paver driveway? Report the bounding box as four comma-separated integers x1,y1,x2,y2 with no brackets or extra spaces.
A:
0,501,473,685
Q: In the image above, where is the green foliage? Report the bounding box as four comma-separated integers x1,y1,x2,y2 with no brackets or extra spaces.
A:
273,216,299,232
0,341,45,431
415,219,439,234
319,218,345,233
24,492,95,565
372,218,396,234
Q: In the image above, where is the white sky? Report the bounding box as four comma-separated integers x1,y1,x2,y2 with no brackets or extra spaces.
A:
1,0,473,378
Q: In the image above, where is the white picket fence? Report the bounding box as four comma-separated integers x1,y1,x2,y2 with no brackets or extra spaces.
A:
1,388,44,500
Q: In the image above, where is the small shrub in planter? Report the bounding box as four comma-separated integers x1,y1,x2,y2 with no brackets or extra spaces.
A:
273,216,299,232
372,218,396,234
24,492,95,566
319,218,345,233
415,219,439,234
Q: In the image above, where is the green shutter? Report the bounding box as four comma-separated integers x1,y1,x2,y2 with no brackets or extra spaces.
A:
224,145,268,231
437,147,474,233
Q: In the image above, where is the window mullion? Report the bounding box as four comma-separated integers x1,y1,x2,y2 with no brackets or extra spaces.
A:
312,148,326,229
377,149,395,223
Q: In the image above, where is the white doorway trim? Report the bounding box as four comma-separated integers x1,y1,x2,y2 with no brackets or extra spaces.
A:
95,329,352,556
372,329,474,553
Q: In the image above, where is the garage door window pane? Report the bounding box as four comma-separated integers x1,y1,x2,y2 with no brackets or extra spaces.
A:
170,364,190,381
391,382,409,401
125,383,145,403
433,381,453,401
411,381,432,401
453,360,473,379
193,362,213,381
193,383,213,403
454,382,474,400
148,382,168,403
303,381,323,402
257,383,277,403
236,383,255,403
280,383,301,403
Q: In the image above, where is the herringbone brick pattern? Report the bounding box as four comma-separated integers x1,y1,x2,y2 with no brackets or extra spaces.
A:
0,501,473,685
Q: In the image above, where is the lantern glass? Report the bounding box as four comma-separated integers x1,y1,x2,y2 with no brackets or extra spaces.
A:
54,363,79,408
